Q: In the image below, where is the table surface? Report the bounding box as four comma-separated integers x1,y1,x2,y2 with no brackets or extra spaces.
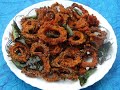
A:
0,0,120,90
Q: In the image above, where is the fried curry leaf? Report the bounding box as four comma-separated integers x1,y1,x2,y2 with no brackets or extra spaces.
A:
11,21,26,45
78,68,96,86
12,60,26,69
98,41,112,65
16,36,26,45
26,56,43,71
12,20,21,41
25,15,37,19
63,24,74,36
73,8,83,16
46,32,59,38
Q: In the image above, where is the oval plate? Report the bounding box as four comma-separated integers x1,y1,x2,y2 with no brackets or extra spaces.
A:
2,0,117,90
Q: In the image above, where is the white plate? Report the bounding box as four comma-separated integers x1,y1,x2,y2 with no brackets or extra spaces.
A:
2,0,117,90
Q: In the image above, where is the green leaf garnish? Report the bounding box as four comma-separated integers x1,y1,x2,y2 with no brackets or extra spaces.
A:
25,15,37,19
98,41,112,64
73,8,83,16
12,21,26,45
63,24,74,36
12,20,21,41
46,32,59,38
12,60,26,69
78,68,96,86
26,56,43,71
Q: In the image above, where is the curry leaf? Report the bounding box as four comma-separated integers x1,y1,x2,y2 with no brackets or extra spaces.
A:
98,41,112,65
46,32,59,38
16,36,26,45
78,68,96,86
63,24,74,36
25,15,37,19
12,20,21,41
12,21,26,45
73,8,83,16
26,56,43,70
12,60,26,70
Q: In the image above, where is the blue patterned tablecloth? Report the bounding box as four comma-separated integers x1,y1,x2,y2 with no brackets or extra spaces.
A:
0,0,120,90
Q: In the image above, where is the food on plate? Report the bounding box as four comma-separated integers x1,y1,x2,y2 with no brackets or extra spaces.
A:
9,42,29,62
38,24,67,45
7,2,111,86
68,31,85,45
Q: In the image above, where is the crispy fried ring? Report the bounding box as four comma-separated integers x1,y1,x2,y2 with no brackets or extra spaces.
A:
53,13,69,25
68,31,86,45
49,45,62,55
75,18,89,31
60,48,81,67
30,42,49,57
60,73,78,80
43,73,60,82
79,67,87,75
51,67,78,80
86,27,107,48
51,67,70,74
21,67,42,78
9,42,29,62
36,7,48,22
30,42,50,73
71,3,88,14
21,19,39,40
81,48,98,68
38,25,67,45
52,48,81,68
40,56,51,73
51,2,68,13
87,14,99,27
